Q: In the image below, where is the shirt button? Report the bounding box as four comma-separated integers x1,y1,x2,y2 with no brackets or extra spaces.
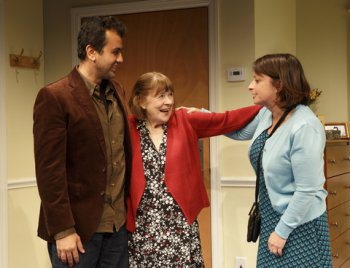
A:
111,140,116,144
110,183,115,187
113,162,117,167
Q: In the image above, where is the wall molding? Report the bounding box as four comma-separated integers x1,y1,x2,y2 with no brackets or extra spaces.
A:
71,1,221,266
7,177,37,190
221,176,256,188
4,176,257,189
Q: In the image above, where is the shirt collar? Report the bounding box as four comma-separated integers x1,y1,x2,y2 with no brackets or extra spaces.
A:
76,66,97,96
76,66,114,98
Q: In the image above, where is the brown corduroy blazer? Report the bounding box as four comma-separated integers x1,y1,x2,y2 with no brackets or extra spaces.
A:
33,68,132,243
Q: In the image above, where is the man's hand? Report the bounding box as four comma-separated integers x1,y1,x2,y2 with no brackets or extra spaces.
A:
268,231,286,257
56,233,85,267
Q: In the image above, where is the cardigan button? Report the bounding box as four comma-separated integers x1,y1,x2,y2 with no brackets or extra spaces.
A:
102,167,106,173
100,191,105,196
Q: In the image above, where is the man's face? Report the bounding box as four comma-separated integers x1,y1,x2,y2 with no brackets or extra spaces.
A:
94,30,123,81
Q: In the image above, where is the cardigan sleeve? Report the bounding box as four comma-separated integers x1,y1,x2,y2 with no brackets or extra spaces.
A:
275,122,326,239
185,105,261,138
225,106,268,140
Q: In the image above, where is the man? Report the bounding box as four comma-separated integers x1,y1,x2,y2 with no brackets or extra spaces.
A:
33,16,131,267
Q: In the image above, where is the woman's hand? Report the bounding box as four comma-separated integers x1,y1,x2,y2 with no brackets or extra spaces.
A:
268,231,286,257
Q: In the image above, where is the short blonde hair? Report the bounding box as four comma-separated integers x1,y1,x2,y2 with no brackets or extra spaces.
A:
128,72,175,120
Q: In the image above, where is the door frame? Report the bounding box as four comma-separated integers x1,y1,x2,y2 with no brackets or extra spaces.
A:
71,0,222,266
0,0,8,266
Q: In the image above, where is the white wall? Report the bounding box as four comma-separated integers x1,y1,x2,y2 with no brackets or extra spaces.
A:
348,5,350,120
296,0,349,122
217,1,257,265
0,0,8,266
255,0,296,57
4,0,47,267
5,0,43,179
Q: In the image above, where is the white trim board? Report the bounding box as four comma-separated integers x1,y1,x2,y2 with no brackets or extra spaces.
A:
71,1,221,266
4,176,257,190
7,177,37,190
221,176,256,188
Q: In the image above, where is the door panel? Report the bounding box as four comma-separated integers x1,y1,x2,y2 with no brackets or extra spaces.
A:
115,8,211,266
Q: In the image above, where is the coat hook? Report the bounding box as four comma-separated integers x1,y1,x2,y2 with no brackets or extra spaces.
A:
37,51,42,61
10,49,42,69
32,51,42,66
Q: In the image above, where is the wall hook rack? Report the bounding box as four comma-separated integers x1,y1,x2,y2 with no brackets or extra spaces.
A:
9,49,42,69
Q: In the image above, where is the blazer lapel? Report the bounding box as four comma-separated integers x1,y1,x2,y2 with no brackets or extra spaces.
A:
68,68,107,161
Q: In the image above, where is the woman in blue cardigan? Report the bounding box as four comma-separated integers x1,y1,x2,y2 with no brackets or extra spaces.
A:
227,53,332,267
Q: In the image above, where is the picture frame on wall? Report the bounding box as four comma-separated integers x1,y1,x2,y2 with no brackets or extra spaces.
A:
324,122,349,140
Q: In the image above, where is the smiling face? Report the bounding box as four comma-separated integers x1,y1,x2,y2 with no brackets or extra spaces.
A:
248,72,279,109
140,88,174,127
93,30,123,81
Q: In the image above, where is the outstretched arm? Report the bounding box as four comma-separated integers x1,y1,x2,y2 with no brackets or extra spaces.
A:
184,105,261,138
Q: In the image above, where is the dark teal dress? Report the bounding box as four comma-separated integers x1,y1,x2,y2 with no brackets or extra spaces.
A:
250,130,332,267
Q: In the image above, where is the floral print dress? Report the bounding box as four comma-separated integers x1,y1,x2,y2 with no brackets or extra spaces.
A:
128,120,204,267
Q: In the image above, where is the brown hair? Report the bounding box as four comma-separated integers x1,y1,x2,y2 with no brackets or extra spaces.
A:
253,53,311,109
128,72,175,120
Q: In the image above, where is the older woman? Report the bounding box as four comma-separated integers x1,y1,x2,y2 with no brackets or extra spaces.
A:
227,54,332,267
126,72,260,267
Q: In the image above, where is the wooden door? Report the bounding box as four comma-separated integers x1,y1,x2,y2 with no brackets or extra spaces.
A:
115,7,211,267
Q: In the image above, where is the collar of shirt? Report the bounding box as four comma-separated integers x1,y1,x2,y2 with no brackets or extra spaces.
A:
76,66,97,96
76,66,114,99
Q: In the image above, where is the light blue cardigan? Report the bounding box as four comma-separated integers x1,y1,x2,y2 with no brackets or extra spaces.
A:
226,105,327,239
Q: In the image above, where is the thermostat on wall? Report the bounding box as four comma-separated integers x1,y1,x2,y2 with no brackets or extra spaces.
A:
227,67,245,82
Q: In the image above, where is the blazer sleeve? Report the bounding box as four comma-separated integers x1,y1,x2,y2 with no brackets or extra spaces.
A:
33,87,75,236
186,105,261,138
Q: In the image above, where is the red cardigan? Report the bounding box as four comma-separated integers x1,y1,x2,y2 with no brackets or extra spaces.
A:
126,105,261,232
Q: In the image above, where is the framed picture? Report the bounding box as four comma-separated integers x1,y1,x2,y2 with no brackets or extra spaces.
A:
325,122,349,139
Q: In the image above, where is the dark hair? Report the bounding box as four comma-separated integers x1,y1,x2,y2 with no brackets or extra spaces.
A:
129,72,175,120
77,16,126,60
253,53,311,109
